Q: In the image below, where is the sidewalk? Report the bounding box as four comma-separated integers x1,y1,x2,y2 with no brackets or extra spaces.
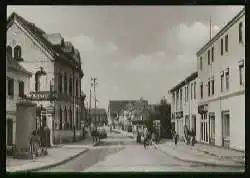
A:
156,140,245,168
6,147,88,172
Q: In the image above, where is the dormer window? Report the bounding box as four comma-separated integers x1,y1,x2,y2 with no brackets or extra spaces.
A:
14,45,22,61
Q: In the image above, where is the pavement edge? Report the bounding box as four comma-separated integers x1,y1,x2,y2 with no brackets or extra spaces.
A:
26,148,89,172
156,146,245,169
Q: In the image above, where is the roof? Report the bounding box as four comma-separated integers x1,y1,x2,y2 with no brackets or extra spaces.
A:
7,12,84,77
7,56,32,76
169,71,198,93
108,100,148,115
196,8,245,56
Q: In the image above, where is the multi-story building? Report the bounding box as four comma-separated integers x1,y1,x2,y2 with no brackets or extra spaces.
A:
170,72,198,140
7,12,85,144
196,8,245,151
6,55,32,146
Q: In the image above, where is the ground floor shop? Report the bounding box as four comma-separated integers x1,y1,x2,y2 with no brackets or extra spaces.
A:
198,92,245,151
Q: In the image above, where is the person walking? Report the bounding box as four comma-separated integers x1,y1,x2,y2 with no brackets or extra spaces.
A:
30,130,40,160
174,130,178,146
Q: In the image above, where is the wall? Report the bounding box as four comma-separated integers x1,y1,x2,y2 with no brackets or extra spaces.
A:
7,22,54,93
197,12,245,151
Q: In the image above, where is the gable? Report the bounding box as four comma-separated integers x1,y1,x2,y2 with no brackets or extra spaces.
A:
7,20,54,62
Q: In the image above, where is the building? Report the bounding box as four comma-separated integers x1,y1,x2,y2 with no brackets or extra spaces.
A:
7,12,85,144
196,8,245,151
169,72,198,141
6,55,32,146
90,108,108,127
108,99,148,130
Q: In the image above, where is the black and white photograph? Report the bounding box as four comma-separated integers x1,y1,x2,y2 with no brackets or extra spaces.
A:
6,5,245,172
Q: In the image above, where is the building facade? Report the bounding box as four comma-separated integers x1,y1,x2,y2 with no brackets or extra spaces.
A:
6,55,32,146
196,8,245,151
7,12,85,144
170,72,198,141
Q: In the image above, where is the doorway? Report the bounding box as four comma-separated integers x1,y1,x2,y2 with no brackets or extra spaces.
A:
209,113,215,145
7,119,13,145
222,111,230,148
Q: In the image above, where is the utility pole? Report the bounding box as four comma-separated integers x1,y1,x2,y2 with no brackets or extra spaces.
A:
91,77,98,129
73,63,76,142
89,89,92,128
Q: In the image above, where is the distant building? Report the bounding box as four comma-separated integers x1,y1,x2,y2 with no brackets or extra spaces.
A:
6,55,32,146
108,99,148,130
7,12,86,144
169,72,198,141
196,8,245,151
90,108,108,127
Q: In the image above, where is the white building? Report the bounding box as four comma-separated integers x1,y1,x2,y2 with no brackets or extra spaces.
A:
7,12,85,144
6,55,32,146
170,72,198,140
196,8,245,151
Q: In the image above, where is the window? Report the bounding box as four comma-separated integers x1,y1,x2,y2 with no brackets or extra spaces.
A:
14,45,22,60
225,35,228,52
239,22,243,43
8,78,14,97
19,81,24,97
194,82,196,99
64,107,67,129
64,73,67,95
200,57,202,70
176,91,179,110
239,64,244,85
191,83,193,99
58,73,62,94
221,38,224,56
211,47,214,62
69,77,72,96
180,89,182,109
76,79,78,97
6,46,12,59
211,78,214,95
208,50,210,65
226,69,229,90
187,85,189,101
221,73,224,92
200,83,203,99
208,80,210,96
59,108,63,130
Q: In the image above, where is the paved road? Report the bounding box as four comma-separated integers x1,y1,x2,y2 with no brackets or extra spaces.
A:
39,131,244,172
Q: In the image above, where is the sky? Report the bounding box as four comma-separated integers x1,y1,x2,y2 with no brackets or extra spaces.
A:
7,5,244,110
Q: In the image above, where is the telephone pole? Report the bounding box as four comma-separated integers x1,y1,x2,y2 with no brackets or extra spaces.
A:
91,77,98,129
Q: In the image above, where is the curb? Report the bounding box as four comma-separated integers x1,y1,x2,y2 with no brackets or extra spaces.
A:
20,149,89,172
156,146,244,169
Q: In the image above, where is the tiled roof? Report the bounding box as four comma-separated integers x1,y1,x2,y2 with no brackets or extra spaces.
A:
7,56,32,76
7,12,84,77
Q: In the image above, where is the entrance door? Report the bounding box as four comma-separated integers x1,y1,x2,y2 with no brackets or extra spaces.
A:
222,111,230,148
209,113,215,145
7,119,13,145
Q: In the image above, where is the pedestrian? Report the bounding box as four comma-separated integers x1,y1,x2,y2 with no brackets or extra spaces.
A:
30,130,39,160
174,131,178,146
